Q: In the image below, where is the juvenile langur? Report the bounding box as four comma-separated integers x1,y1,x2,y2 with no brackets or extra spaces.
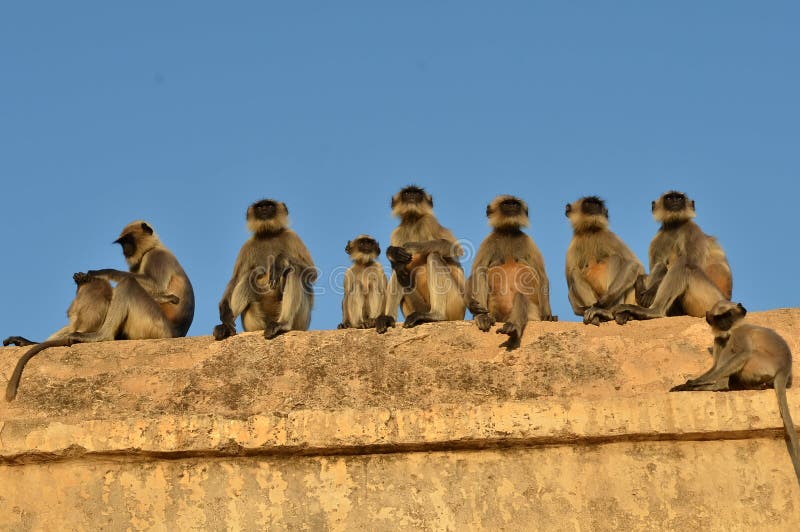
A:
3,221,194,400
338,235,387,329
613,191,732,324
375,186,466,333
670,300,800,487
213,199,316,341
565,196,644,326
466,195,556,350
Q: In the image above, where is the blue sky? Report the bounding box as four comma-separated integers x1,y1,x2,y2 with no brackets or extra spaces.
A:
1,1,798,339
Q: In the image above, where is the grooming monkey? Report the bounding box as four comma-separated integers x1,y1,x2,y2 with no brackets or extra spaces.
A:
4,221,194,400
613,191,732,324
466,195,556,350
565,196,644,325
375,186,466,333
338,235,387,329
213,199,316,341
670,300,800,487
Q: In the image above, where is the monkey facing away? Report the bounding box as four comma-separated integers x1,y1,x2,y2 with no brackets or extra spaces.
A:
338,235,387,329
565,196,644,325
3,221,194,400
613,191,732,324
375,186,466,333
670,300,800,487
213,199,316,341
466,195,556,350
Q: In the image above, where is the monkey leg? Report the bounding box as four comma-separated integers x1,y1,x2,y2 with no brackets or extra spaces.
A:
614,264,708,323
264,270,310,339
496,292,529,351
635,263,667,307
3,336,38,347
403,254,461,328
70,277,172,342
583,307,614,326
215,274,266,339
376,271,407,333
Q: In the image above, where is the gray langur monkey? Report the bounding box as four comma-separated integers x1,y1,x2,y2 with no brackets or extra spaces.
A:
466,195,556,350
338,235,387,329
613,191,732,324
213,199,316,341
565,196,644,325
3,221,194,400
375,186,466,333
670,300,800,488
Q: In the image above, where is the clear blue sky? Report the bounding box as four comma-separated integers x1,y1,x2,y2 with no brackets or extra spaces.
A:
1,1,798,339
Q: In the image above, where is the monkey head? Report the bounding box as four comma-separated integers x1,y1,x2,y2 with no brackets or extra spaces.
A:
247,199,289,235
706,300,747,332
487,195,530,230
652,191,696,225
391,185,434,218
345,235,381,264
114,221,160,268
565,196,609,232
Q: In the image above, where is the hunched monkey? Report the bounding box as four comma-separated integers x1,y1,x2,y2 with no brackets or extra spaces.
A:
670,300,800,487
4,221,194,400
613,191,732,324
375,186,466,333
338,235,387,329
565,196,644,325
466,195,556,350
213,199,316,341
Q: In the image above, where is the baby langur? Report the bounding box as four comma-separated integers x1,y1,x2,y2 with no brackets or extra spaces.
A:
375,186,466,333
565,196,644,325
467,195,556,350
613,191,732,324
213,199,316,341
3,221,194,400
338,235,387,329
670,300,800,487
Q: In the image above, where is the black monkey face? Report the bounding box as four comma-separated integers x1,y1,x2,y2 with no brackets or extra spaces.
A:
252,200,278,220
396,186,430,206
706,301,746,330
662,191,688,212
356,237,380,255
114,233,137,258
499,197,525,216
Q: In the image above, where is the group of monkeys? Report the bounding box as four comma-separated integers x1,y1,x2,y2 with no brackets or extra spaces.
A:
3,186,799,486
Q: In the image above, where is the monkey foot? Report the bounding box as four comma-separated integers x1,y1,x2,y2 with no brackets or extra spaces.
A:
264,321,288,340
2,336,36,347
496,323,522,351
474,313,495,332
375,315,395,334
212,323,236,341
403,312,437,328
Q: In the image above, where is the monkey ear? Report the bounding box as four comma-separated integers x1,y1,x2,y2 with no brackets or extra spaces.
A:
737,302,747,315
486,204,492,218
375,243,381,255
651,201,656,212
141,222,153,235
282,203,289,215
691,200,696,210
345,241,352,254
428,195,434,208
564,204,571,217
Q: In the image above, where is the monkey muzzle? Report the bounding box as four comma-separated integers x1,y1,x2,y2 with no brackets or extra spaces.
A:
253,202,277,219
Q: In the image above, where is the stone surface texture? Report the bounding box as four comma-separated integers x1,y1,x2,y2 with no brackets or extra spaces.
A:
1,309,799,530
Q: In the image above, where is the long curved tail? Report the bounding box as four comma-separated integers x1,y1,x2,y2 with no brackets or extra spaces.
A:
775,371,800,488
5,339,73,401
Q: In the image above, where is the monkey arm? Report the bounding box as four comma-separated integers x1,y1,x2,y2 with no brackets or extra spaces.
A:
403,239,462,259
596,257,641,308
567,272,596,316
88,269,165,294
536,268,555,321
465,267,490,316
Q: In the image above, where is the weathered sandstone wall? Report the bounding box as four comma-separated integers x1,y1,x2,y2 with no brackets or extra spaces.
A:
1,309,799,530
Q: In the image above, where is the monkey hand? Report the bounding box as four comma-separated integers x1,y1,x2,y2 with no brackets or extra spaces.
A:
386,246,412,265
474,313,495,332
264,321,288,340
542,314,558,322
73,272,91,285
583,306,612,326
362,318,376,329
375,315,395,334
337,321,350,329
212,323,236,341
403,312,434,328
496,323,522,351
635,276,657,307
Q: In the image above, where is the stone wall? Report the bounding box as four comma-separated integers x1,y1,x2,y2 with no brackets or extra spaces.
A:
1,310,799,530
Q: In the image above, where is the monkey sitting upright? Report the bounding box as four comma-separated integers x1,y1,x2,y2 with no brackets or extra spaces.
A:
670,300,800,487
338,235,387,329
613,191,732,324
3,221,194,400
466,195,556,350
213,199,316,341
565,196,644,325
375,186,466,333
